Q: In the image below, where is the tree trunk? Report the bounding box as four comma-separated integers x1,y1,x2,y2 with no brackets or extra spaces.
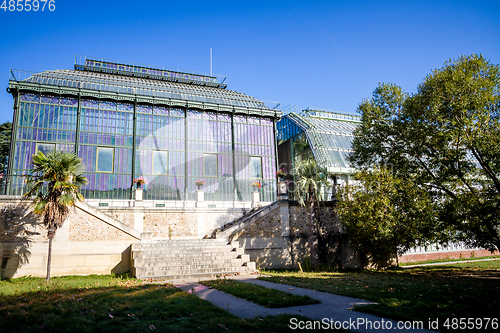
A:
46,234,53,282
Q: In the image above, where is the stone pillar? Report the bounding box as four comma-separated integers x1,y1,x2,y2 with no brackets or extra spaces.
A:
279,200,290,237
134,188,144,232
135,188,143,202
251,191,260,208
277,180,288,200
196,190,207,207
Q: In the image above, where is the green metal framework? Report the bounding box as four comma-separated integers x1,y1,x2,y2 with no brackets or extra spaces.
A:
6,57,280,202
277,108,360,173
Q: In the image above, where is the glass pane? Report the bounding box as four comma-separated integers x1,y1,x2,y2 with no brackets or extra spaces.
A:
249,156,262,178
36,143,56,155
152,150,169,174
97,147,114,173
203,154,217,177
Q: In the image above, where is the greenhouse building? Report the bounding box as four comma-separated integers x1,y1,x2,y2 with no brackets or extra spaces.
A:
276,108,360,185
6,56,280,206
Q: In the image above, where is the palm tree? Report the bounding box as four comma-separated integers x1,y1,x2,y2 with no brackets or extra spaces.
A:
23,151,87,282
293,159,329,270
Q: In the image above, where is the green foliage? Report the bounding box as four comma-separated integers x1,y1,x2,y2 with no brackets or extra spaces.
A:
0,121,12,172
349,54,500,252
24,151,87,234
337,168,440,266
292,159,329,207
23,150,87,281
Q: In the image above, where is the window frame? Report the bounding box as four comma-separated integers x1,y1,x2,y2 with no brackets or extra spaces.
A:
35,142,56,155
152,150,169,175
96,147,115,173
203,153,218,177
249,156,263,179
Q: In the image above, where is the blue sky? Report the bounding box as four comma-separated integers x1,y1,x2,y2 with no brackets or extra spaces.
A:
0,0,499,123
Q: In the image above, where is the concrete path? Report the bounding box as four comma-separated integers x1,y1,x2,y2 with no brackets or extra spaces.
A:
174,274,435,333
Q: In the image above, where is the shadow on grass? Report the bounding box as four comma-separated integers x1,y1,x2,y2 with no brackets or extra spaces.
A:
0,276,314,333
260,266,500,332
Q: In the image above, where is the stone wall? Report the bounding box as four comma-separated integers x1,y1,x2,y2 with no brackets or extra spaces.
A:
0,196,250,278
105,207,246,239
228,201,361,269
233,206,282,239
0,198,136,278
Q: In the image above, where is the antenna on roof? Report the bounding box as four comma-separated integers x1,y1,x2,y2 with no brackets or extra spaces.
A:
210,48,213,76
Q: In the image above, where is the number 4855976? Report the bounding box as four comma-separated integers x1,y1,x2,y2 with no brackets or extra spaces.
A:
1,0,56,11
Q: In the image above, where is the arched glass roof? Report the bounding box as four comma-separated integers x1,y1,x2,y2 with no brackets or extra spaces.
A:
277,109,361,170
11,69,269,110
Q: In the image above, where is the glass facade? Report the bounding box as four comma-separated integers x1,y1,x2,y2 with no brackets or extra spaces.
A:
9,92,277,202
276,110,360,170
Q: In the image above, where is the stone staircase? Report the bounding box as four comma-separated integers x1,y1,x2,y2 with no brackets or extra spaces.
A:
131,239,257,280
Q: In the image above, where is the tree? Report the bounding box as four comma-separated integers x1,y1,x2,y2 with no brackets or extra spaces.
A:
23,151,87,281
349,54,500,252
292,159,329,269
336,168,440,267
0,121,12,173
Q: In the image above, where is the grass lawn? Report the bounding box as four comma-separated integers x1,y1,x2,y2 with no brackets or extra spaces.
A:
260,260,500,331
0,274,314,333
200,278,320,308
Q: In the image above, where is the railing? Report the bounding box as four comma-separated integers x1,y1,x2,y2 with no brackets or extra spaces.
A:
75,55,227,88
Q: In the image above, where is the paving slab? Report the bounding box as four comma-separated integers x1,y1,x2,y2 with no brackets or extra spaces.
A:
174,274,435,333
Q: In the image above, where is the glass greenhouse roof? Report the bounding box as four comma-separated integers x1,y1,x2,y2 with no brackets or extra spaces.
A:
10,68,269,110
74,55,227,88
277,109,361,170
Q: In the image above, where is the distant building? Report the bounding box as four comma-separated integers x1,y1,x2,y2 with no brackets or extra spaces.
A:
6,56,280,206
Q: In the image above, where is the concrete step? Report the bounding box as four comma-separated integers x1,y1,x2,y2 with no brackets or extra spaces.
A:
134,243,233,250
134,270,249,280
132,251,241,259
132,239,234,250
133,247,244,256
135,247,236,254
134,257,244,267
131,239,255,279
135,263,248,272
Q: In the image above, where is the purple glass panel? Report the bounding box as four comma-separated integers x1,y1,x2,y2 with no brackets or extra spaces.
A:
82,99,99,109
117,103,134,112
56,144,75,153
218,154,233,177
20,93,39,102
41,95,59,104
247,117,260,124
99,101,117,110
137,105,152,114
153,106,169,115
170,108,184,117
202,112,217,120
234,115,246,123
187,110,202,119
59,97,78,106
218,113,231,122
262,118,273,126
